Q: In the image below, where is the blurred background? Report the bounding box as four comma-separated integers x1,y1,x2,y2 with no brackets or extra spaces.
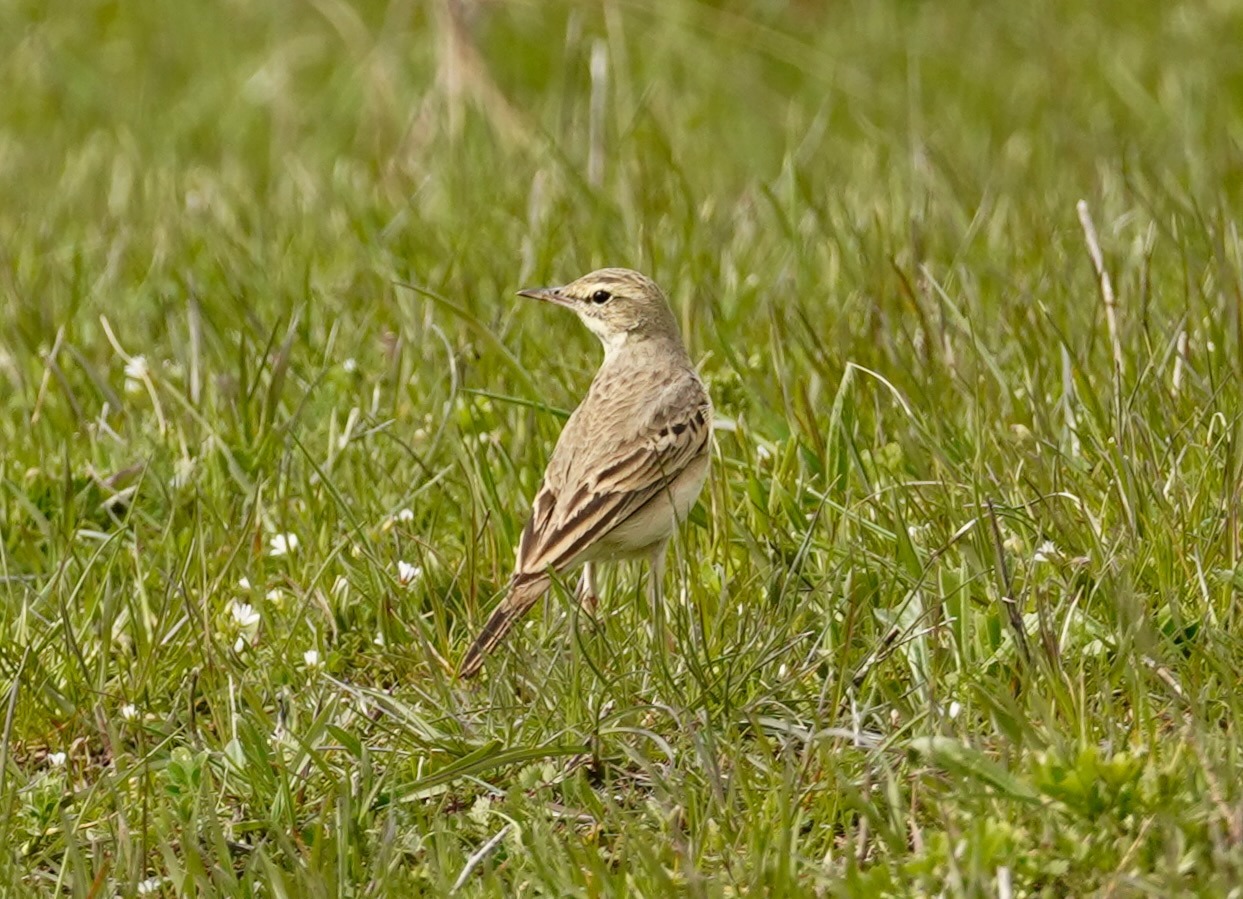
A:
4,0,1241,312
3,0,1243,893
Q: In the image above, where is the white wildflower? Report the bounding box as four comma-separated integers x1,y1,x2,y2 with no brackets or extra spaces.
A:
397,561,422,587
231,601,260,630
396,508,414,522
123,355,149,394
48,751,66,767
303,649,322,669
238,576,252,590
120,703,138,721
342,357,358,373
332,575,349,597
1033,541,1061,564
948,701,962,719
136,876,166,895
268,533,299,557
373,632,385,647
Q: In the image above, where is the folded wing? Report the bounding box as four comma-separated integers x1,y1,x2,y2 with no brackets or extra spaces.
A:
513,374,711,580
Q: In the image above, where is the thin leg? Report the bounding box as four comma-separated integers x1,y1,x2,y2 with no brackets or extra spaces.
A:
575,562,598,613
647,545,666,609
648,542,675,653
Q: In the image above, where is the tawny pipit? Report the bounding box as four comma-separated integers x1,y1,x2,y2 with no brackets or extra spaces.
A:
460,268,712,678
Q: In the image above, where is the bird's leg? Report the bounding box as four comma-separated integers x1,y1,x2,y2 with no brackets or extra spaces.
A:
648,547,665,610
575,562,599,613
647,543,676,653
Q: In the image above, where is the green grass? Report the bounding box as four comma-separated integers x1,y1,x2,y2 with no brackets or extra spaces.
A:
2,0,1243,894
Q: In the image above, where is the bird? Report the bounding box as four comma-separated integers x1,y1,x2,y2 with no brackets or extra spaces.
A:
459,268,713,678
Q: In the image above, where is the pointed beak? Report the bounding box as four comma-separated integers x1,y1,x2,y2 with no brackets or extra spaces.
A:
517,286,575,308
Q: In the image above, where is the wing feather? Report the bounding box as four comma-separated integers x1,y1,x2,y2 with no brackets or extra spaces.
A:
513,374,710,578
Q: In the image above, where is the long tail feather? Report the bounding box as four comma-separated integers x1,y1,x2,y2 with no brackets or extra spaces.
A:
459,577,549,678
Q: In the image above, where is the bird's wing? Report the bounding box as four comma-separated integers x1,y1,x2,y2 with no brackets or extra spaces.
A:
513,375,711,579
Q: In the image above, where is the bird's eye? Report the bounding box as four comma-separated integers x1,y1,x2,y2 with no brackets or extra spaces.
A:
591,289,612,304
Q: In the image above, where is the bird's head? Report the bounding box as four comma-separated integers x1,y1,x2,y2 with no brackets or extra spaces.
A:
518,267,681,353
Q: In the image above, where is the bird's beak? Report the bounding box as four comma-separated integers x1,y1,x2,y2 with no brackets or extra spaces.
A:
517,286,575,309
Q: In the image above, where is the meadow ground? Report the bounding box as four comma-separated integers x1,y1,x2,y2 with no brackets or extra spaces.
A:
2,0,1243,894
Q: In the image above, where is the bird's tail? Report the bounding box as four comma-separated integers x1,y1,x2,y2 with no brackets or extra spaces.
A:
459,576,549,678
